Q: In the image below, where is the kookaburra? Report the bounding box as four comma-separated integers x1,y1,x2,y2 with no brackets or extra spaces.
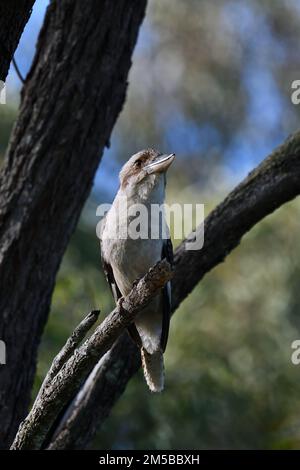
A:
100,149,175,392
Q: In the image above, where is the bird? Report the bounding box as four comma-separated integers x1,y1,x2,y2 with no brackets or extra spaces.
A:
100,148,175,392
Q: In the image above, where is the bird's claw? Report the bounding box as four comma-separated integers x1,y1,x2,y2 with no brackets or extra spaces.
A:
132,277,142,288
117,296,125,311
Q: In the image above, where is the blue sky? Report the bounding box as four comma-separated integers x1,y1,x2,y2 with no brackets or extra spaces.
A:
6,0,299,201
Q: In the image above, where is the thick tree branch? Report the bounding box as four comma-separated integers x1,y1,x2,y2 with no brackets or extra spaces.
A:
0,0,147,448
11,260,173,450
0,0,35,81
48,131,300,449
172,131,300,309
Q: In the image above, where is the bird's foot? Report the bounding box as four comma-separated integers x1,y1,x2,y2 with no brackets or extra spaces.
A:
132,276,142,288
117,296,125,311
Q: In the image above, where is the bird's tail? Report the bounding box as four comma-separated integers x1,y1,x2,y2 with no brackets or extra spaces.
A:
141,347,164,392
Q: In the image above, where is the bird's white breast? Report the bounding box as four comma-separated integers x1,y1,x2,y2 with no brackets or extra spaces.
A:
101,179,167,296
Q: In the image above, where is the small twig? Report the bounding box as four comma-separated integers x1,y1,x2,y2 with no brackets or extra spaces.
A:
12,57,25,84
36,310,100,402
11,260,173,450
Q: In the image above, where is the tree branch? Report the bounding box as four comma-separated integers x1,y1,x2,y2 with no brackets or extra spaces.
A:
11,260,173,450
47,130,300,449
47,335,139,450
12,57,25,84
172,131,300,310
36,310,100,402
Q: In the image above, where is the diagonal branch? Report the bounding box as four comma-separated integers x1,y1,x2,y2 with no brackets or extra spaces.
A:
36,310,100,402
47,130,300,449
11,260,173,450
47,335,140,450
172,130,300,310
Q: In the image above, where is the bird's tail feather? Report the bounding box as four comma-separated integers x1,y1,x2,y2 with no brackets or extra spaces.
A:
141,347,164,392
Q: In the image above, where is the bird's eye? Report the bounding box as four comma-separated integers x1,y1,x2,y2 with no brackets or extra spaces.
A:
135,159,142,168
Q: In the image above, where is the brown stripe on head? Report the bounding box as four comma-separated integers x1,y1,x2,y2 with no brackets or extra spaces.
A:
119,148,160,189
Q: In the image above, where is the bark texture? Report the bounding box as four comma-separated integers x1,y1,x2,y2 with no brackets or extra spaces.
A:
36,310,100,403
48,335,139,450
0,0,35,81
0,0,147,449
48,131,300,449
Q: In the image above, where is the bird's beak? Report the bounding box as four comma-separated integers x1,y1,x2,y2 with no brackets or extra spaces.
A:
144,153,175,175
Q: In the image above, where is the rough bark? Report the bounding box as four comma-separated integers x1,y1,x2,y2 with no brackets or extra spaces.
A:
0,0,35,81
48,336,139,450
48,131,300,449
0,0,147,449
36,310,100,403
11,261,172,450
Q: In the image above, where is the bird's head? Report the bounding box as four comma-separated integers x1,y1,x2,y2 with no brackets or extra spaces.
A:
119,149,175,200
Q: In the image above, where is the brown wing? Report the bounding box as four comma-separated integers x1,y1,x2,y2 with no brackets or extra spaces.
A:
160,237,173,352
100,241,142,348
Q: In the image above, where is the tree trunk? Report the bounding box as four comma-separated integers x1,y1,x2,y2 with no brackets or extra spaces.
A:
0,0,146,449
0,0,35,81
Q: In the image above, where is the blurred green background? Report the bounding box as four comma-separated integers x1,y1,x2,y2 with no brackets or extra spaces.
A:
1,0,300,450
